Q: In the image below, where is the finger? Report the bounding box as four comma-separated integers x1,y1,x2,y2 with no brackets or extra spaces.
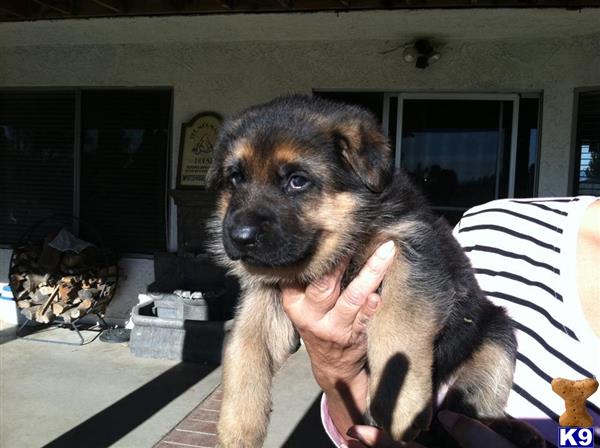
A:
347,425,406,447
438,411,516,448
302,257,348,315
330,241,395,327
352,293,380,338
280,284,307,316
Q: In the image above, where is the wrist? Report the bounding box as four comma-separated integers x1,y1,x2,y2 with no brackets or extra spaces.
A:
319,368,369,416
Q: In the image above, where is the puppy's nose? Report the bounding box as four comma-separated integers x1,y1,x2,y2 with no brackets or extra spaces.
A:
230,224,260,247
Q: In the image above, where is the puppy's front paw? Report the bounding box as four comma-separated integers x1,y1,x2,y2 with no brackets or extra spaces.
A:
369,399,432,442
390,405,432,442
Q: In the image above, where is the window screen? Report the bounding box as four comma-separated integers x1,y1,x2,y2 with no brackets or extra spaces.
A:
574,91,600,196
80,90,170,254
1,89,170,254
0,91,75,245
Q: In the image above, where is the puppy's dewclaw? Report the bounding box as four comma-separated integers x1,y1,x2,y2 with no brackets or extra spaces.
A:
207,94,517,446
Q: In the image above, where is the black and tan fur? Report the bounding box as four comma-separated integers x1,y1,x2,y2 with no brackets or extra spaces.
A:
206,95,521,447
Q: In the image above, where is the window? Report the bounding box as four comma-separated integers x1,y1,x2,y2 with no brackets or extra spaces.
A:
314,91,540,224
0,91,75,245
573,90,600,196
0,89,171,254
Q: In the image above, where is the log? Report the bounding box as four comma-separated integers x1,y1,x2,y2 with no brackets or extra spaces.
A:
38,285,54,296
70,299,93,320
61,276,76,285
52,302,66,315
58,284,76,303
36,285,59,321
30,290,49,305
17,289,30,300
21,305,41,321
16,299,31,309
79,298,93,311
37,307,55,324
22,273,50,292
78,289,97,301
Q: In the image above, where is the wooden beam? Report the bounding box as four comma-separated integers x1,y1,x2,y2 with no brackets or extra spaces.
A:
90,0,122,13
276,0,295,7
0,0,31,18
32,0,71,15
221,0,236,8
0,7,26,18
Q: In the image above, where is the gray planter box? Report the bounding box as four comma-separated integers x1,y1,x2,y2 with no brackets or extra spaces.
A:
130,301,232,364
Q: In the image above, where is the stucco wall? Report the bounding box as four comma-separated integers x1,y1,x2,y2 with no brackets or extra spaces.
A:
1,10,599,315
2,35,599,204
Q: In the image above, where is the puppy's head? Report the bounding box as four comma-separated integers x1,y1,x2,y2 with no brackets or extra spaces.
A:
207,95,392,282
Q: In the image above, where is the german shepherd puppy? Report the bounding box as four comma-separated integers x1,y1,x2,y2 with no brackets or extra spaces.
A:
207,95,518,447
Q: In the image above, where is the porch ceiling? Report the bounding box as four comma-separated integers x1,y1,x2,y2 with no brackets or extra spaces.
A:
1,6,599,47
0,0,599,22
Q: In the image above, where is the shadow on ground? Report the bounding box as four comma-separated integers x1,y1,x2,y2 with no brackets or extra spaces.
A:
42,362,216,448
282,395,333,447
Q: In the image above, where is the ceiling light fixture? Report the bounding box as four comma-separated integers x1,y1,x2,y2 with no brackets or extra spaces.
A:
413,39,441,69
380,38,442,69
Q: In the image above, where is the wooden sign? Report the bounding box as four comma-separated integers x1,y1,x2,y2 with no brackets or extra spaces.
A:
177,112,222,189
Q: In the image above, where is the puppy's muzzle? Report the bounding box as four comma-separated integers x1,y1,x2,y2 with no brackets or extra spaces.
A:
226,211,267,251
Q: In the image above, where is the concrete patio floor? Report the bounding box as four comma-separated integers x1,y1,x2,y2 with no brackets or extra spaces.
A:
0,321,332,448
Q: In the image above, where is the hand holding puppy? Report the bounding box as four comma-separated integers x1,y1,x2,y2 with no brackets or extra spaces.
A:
281,241,396,440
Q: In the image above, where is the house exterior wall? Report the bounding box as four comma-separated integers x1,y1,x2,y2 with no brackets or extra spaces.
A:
1,10,599,322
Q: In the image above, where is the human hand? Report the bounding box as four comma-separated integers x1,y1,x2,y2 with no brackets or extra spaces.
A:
281,241,396,432
345,411,518,448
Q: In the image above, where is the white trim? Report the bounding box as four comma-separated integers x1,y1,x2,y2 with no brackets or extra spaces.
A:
387,92,520,101
508,96,520,198
382,93,390,139
395,94,404,169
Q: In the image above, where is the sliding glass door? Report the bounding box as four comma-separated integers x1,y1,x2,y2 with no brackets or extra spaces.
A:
315,90,540,224
384,94,535,223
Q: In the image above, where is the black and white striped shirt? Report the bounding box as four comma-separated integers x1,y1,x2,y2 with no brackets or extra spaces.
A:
453,197,600,448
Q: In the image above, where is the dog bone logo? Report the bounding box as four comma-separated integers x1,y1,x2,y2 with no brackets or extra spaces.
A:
551,377,598,427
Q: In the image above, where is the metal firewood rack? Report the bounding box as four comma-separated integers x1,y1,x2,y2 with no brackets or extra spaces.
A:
8,215,118,345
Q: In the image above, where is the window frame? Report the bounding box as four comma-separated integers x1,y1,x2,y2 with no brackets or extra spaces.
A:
0,86,173,257
570,86,600,196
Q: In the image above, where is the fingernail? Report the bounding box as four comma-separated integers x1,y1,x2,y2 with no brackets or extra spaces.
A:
375,241,395,259
438,410,459,430
368,294,380,310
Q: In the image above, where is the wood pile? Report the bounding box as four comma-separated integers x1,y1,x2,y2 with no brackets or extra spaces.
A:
9,241,118,324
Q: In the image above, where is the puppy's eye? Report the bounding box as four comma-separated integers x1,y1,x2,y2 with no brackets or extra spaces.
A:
288,174,310,191
229,171,243,187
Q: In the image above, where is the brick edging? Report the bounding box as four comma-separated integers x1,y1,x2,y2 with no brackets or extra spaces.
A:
154,385,222,448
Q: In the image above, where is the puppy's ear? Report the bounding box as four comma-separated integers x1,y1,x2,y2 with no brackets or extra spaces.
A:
205,133,230,189
205,160,222,189
334,120,393,193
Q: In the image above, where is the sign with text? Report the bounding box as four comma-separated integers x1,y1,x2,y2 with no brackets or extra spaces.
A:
177,112,222,188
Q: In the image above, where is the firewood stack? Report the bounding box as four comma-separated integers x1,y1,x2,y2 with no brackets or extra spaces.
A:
9,241,118,324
